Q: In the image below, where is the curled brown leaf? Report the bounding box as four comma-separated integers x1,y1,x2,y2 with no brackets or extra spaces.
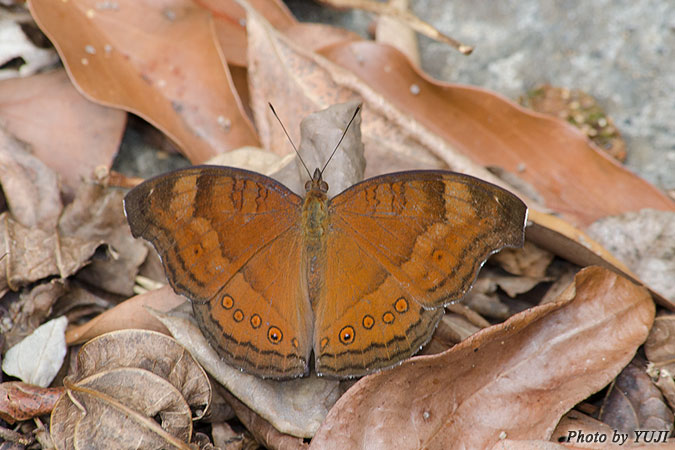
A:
311,267,654,449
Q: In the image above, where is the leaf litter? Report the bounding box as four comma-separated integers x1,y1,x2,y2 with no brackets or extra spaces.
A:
0,0,672,448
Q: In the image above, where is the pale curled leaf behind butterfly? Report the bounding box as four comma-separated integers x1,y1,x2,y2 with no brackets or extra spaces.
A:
124,163,527,379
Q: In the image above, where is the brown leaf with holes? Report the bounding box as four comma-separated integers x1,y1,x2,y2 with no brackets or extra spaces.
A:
51,329,211,450
0,382,64,424
310,267,654,449
0,69,125,200
28,0,259,163
599,360,673,440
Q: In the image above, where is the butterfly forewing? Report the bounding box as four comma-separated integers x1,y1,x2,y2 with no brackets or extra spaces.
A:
124,166,313,378
313,171,527,377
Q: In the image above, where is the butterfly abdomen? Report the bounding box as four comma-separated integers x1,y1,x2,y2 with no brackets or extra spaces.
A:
302,189,329,306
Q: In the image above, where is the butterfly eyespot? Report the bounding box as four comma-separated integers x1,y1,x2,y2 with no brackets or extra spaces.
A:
250,314,262,329
292,338,299,348
394,297,409,313
320,337,329,350
382,312,395,324
221,295,234,310
267,326,283,344
339,326,355,345
362,315,374,329
432,249,444,262
233,309,244,322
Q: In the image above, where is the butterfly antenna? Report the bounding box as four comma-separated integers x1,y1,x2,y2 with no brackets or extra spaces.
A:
320,104,362,175
268,103,312,179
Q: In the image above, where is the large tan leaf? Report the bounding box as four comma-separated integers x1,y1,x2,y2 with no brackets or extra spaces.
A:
0,69,125,200
242,6,673,227
28,0,259,163
310,267,654,449
318,42,675,227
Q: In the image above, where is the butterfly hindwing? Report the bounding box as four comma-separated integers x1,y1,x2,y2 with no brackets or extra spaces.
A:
124,166,313,378
314,171,527,377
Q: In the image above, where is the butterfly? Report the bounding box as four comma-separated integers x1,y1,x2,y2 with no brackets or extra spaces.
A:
124,109,527,379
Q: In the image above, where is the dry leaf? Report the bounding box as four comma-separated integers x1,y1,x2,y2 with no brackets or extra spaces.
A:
0,381,64,424
241,6,674,232
644,315,675,373
317,41,675,226
490,241,554,278
0,69,126,200
586,209,675,303
268,100,365,195
52,368,193,450
29,0,259,163
3,279,66,351
283,23,362,54
310,267,654,449
208,0,297,67
552,409,617,448
151,304,342,438
2,316,68,387
0,126,62,230
66,190,148,297
74,329,211,419
524,209,674,310
246,7,480,182
51,329,211,449
211,421,245,450
599,360,673,441
0,162,136,295
540,263,579,305
463,291,510,321
649,367,675,413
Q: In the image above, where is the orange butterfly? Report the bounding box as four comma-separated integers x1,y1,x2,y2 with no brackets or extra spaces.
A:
124,109,527,379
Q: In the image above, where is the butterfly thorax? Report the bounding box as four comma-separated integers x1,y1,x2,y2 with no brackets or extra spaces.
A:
303,169,329,304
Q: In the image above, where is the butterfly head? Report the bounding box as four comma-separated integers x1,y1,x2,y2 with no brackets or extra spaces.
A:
305,168,329,194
